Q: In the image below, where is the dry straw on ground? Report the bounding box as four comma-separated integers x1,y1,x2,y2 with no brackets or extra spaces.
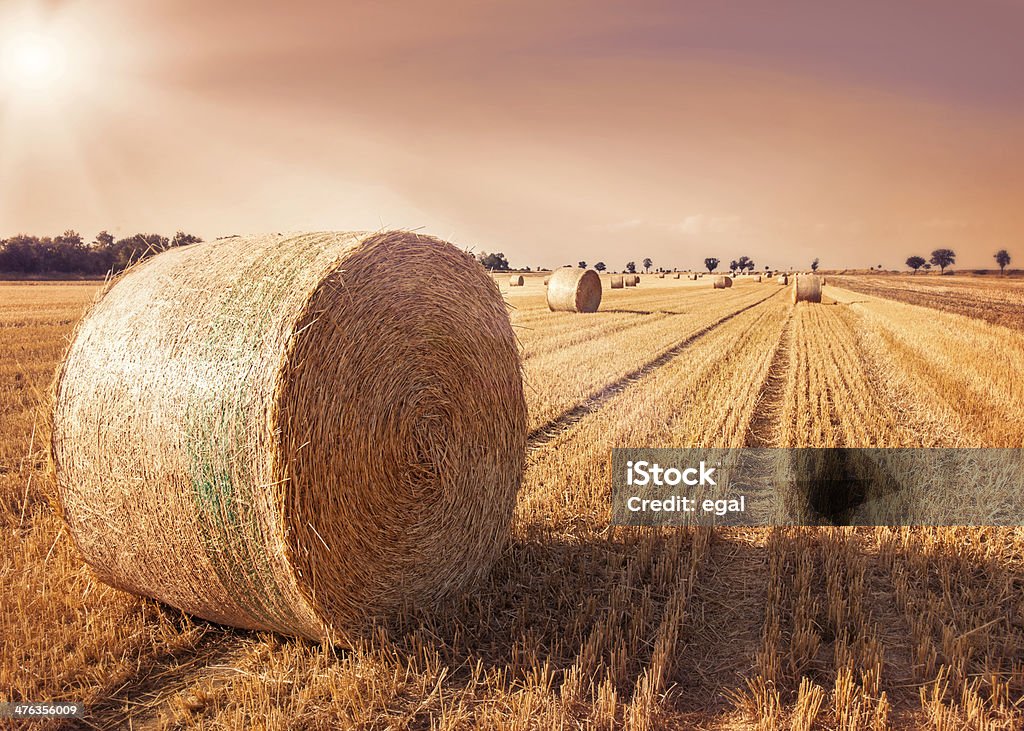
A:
713,275,733,289
51,231,528,642
509,274,524,286
792,274,822,303
545,267,602,313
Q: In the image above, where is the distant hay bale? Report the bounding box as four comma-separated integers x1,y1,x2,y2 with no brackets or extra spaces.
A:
689,274,698,280
51,231,527,642
546,267,602,313
509,274,524,286
543,275,549,285
673,273,681,279
779,274,789,285
658,272,665,278
610,275,624,289
792,273,822,303
754,275,762,282
713,275,732,289
625,275,638,287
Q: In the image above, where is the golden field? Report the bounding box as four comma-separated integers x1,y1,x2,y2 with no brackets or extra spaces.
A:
2,274,1023,729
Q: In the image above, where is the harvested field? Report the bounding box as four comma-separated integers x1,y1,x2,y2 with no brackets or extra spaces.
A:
2,274,1024,729
830,274,1024,329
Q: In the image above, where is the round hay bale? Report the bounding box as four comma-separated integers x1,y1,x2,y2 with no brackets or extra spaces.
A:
543,275,549,286
509,274,524,286
610,275,624,289
625,275,637,287
753,275,762,282
673,273,681,279
792,273,822,303
51,231,527,642
658,272,665,279
546,267,602,313
713,275,732,289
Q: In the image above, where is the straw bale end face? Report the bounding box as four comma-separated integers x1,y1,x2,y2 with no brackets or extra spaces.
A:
545,267,602,312
52,231,527,642
792,273,822,303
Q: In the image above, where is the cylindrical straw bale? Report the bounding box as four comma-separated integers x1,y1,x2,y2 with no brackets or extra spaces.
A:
792,274,822,303
610,275,624,289
509,274,524,286
713,275,732,289
52,231,527,642
546,268,602,313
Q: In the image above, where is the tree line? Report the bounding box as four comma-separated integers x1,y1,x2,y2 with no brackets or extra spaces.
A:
0,230,203,275
905,248,1013,275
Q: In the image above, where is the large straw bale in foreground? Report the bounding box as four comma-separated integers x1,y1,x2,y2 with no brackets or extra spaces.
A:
792,273,822,303
52,231,527,642
546,267,602,312
713,275,732,289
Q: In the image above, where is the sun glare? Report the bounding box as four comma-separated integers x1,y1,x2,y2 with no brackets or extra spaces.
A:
2,30,67,90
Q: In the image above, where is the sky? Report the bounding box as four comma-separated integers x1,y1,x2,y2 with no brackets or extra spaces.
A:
1,0,1022,270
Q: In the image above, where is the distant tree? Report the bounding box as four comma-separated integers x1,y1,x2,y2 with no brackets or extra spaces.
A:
930,248,956,274
172,231,203,248
642,257,652,273
577,261,586,269
477,252,511,271
811,258,820,272
765,265,770,272
729,260,738,274
736,255,754,273
594,261,606,272
93,230,115,249
704,257,719,273
995,249,1011,275
625,261,637,274
906,255,926,274
922,263,932,271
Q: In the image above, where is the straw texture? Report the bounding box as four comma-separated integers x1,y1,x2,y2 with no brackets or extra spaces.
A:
545,268,602,313
610,275,624,289
713,276,733,289
792,274,822,303
51,231,527,642
509,274,524,286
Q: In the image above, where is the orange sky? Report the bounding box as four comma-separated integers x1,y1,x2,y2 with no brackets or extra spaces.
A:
1,0,1022,270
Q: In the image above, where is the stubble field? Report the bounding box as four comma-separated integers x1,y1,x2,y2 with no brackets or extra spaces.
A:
2,274,1023,729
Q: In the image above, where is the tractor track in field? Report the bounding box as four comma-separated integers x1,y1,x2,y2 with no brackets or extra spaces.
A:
527,287,785,450
70,287,784,730
744,308,794,448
